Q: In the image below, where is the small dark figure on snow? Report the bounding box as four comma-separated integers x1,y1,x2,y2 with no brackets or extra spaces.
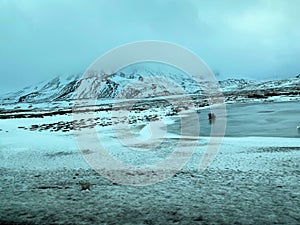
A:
208,113,216,125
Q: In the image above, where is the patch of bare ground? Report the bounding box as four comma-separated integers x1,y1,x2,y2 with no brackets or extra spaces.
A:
0,167,299,225
257,147,300,152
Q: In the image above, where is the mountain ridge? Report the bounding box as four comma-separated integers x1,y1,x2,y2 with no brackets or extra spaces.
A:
1,70,299,104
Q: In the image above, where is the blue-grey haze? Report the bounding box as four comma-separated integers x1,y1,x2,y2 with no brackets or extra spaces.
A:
1,0,300,94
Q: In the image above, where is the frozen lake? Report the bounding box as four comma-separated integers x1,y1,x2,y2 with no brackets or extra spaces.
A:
172,102,300,138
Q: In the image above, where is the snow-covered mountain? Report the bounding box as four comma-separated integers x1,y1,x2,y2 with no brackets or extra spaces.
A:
1,65,299,105
0,63,200,104
1,74,80,104
221,76,300,101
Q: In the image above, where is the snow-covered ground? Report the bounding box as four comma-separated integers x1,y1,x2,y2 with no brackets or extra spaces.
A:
1,116,299,172
1,106,299,224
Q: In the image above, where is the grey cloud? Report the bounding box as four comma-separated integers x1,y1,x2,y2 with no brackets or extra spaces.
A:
0,0,299,94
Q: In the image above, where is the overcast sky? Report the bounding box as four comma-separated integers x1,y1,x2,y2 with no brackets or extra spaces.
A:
1,0,300,94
